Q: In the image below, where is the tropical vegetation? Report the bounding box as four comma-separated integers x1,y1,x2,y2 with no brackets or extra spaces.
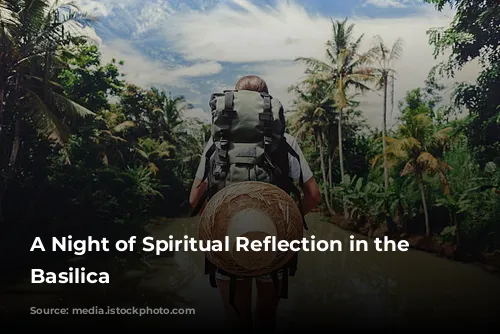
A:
0,0,498,286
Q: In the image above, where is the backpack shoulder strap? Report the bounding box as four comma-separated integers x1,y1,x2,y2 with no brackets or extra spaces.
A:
259,92,274,154
213,91,236,181
190,142,216,217
190,91,236,217
285,140,308,230
285,140,304,187
269,137,308,230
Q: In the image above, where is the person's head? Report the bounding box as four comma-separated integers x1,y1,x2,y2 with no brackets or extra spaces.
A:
235,75,269,94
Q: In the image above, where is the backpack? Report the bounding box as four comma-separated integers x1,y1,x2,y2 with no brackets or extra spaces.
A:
191,90,308,314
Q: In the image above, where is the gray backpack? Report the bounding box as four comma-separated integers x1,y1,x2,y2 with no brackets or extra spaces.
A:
191,89,308,313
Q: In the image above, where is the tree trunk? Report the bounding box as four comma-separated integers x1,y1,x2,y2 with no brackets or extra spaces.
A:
0,117,21,224
338,107,347,217
418,176,430,236
382,73,389,192
317,132,335,216
0,86,4,137
328,153,333,189
0,86,4,223
9,118,22,168
382,73,395,236
338,108,345,182
0,23,5,138
324,133,333,206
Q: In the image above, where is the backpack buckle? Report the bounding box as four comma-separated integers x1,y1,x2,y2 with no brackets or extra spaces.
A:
219,140,229,158
264,136,272,145
259,113,273,122
213,161,227,180
220,139,228,148
221,109,237,117
214,164,222,177
219,150,228,158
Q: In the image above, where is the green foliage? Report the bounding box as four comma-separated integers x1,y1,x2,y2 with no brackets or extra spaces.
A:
454,63,500,165
426,0,499,68
1,0,499,275
0,11,208,274
333,174,386,224
58,39,125,112
426,0,500,166
47,161,162,237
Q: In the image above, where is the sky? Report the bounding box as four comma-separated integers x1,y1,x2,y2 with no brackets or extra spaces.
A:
75,0,479,130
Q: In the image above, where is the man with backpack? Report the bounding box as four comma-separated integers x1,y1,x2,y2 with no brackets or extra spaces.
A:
189,75,321,331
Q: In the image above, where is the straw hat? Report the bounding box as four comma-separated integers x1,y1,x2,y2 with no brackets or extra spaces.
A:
198,181,304,277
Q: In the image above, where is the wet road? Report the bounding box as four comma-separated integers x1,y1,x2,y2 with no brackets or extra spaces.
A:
2,213,500,331
148,213,500,330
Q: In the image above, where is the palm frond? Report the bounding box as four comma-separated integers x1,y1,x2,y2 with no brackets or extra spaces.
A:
24,86,70,144
295,57,334,73
401,161,415,176
433,127,453,144
389,37,404,61
0,0,20,27
113,120,134,133
417,152,439,171
51,91,94,118
136,149,149,160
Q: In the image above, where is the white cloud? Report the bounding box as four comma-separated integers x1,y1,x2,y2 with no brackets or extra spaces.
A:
97,39,223,89
363,0,409,8
76,0,137,17
164,0,330,63
162,0,480,129
75,0,478,130
242,61,308,110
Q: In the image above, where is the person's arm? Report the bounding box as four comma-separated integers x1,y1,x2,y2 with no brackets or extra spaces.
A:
189,139,213,216
300,177,321,215
286,134,321,215
189,178,208,215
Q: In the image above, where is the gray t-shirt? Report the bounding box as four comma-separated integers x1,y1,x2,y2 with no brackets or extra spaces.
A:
195,133,314,184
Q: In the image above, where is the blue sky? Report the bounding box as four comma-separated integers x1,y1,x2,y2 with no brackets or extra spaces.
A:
76,0,473,129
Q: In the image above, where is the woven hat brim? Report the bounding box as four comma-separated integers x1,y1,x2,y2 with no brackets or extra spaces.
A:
198,181,303,277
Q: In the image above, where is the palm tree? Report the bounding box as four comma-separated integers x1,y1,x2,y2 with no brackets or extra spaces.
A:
135,138,175,176
370,35,404,192
288,78,337,215
0,0,94,221
0,0,94,149
369,35,404,236
152,92,187,150
295,18,375,215
93,110,135,166
158,94,185,131
378,113,453,236
178,118,211,179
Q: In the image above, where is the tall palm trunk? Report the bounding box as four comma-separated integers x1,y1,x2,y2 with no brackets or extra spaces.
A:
328,154,333,189
8,117,21,168
317,131,335,216
0,22,5,136
325,135,333,206
0,115,21,224
382,73,389,191
418,175,430,236
0,73,21,223
382,73,395,236
338,107,345,182
338,107,347,217
0,86,4,138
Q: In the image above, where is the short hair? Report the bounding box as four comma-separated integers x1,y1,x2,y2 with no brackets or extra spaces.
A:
235,75,269,93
